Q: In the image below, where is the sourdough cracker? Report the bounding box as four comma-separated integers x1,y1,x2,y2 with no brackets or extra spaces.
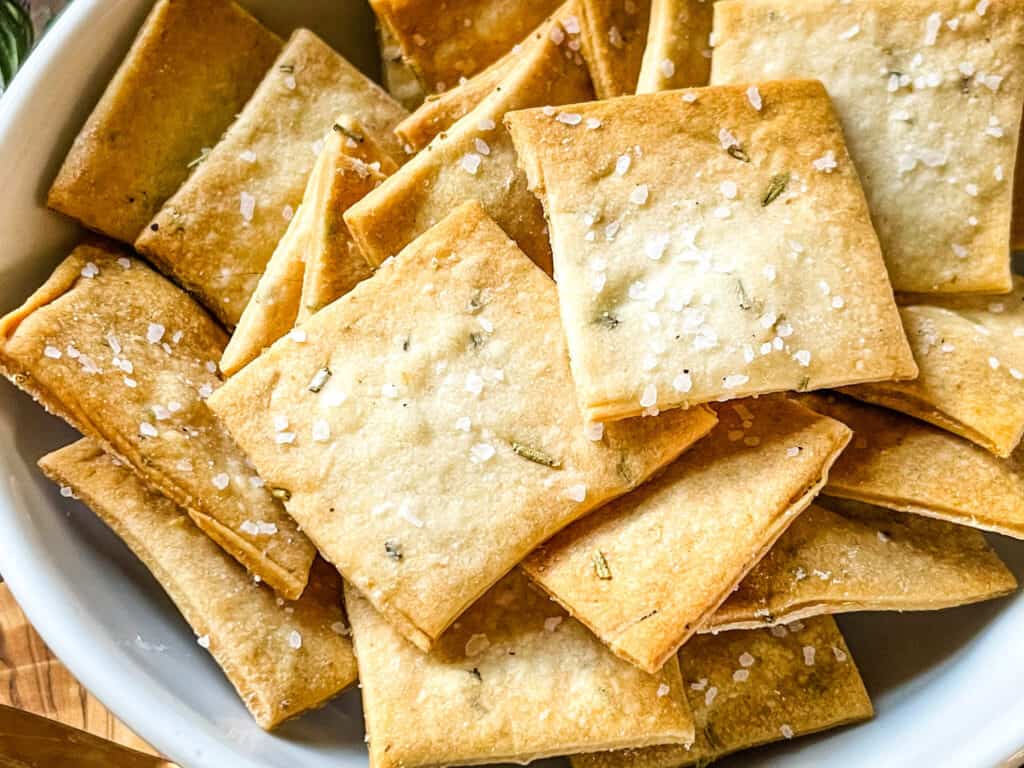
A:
571,617,872,768
47,0,282,243
708,501,1016,631
523,396,851,673
636,0,714,94
209,202,716,650
347,3,594,273
711,0,1024,294
347,571,694,768
507,80,915,422
578,0,652,98
39,439,356,730
0,243,315,599
135,30,407,327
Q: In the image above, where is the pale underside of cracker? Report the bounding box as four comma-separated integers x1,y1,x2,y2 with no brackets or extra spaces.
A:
799,391,1024,539
507,80,916,423
346,4,595,275
134,29,407,327
377,22,427,111
635,0,714,94
0,242,315,599
523,396,851,673
346,571,694,768
570,616,873,768
710,0,1024,294
707,501,1016,632
368,0,563,93
209,202,716,651
842,287,1024,458
38,439,357,730
47,0,283,243
578,0,652,98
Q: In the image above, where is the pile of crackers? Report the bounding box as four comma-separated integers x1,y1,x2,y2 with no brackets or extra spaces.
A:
3,0,1024,764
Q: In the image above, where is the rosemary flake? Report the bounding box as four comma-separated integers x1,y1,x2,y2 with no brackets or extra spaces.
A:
384,539,403,561
512,442,561,468
279,64,295,73
595,311,620,329
593,551,612,580
797,376,811,391
727,145,751,163
308,366,332,393
333,123,365,143
735,279,752,310
761,173,790,206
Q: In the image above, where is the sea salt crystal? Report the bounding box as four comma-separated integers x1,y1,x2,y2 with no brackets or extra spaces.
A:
288,630,302,650
240,191,256,222
460,153,483,174
566,483,587,503
746,85,762,110
615,154,631,176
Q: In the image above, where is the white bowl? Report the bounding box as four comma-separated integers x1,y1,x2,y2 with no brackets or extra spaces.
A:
1,2,1023,767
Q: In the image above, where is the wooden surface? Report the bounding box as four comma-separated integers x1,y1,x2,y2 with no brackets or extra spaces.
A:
0,583,173,766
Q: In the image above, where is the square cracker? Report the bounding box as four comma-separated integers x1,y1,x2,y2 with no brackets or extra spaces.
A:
38,439,356,730
507,80,915,422
0,243,315,599
570,617,873,768
708,501,1016,632
346,570,694,768
635,0,715,94
842,281,1024,457
346,4,594,274
523,396,851,673
208,202,717,650
711,0,1024,294
578,0,652,98
134,30,408,327
47,0,282,243
801,392,1024,539
368,0,563,92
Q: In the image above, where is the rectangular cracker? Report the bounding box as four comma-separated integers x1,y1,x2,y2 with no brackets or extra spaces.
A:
800,392,1024,539
571,617,873,768
0,243,315,599
711,0,1024,294
368,0,563,92
578,0,652,98
346,3,594,274
208,202,717,650
378,22,426,110
346,570,694,768
636,0,715,94
708,501,1017,632
842,282,1024,457
507,80,916,422
38,439,356,730
134,29,408,327
47,0,282,243
523,396,851,673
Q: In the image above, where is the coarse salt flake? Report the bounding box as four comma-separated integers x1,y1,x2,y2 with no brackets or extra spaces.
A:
615,154,631,176
240,191,256,222
746,85,762,110
288,630,302,650
566,483,587,503
584,421,605,441
460,153,483,175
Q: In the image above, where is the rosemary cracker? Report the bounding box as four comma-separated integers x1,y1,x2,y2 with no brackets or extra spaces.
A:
635,0,714,94
378,22,426,111
0,243,315,599
523,396,851,673
800,392,1024,539
711,0,1024,294
507,80,915,422
346,570,694,768
346,3,594,274
367,0,562,93
578,0,652,98
47,0,282,243
571,617,872,768
708,501,1016,632
842,282,1024,457
38,439,357,730
208,202,716,650
135,30,407,327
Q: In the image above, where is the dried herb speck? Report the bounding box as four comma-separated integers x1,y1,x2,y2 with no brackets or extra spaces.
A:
593,551,612,580
797,376,811,391
595,311,620,329
761,173,790,206
384,539,403,561
512,442,561,468
727,145,751,163
333,123,365,143
469,332,484,349
279,64,295,73
271,487,291,502
735,279,752,310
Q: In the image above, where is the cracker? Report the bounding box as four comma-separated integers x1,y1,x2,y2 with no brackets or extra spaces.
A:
711,0,1024,294
0,243,315,599
571,617,872,768
38,439,356,730
46,0,282,243
378,22,426,110
507,80,915,422
368,0,563,93
800,392,1024,539
708,501,1017,632
578,0,652,98
208,202,716,650
346,4,594,274
842,283,1024,457
134,30,408,327
635,0,714,94
523,396,851,673
346,571,694,768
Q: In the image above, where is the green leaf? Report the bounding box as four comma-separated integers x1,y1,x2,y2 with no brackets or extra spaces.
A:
0,0,34,89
